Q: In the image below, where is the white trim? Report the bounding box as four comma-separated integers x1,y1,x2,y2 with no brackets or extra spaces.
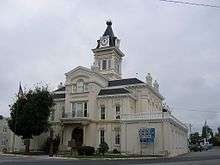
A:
65,66,108,81
97,93,137,100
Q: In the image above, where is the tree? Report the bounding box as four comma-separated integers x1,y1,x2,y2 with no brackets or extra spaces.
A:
212,127,220,146
189,132,200,144
217,127,220,135
98,141,109,155
202,125,213,139
8,86,54,152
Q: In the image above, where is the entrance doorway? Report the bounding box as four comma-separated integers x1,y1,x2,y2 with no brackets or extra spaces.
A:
72,127,83,147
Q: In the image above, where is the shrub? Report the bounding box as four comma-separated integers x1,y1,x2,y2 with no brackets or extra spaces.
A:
77,146,95,156
98,141,109,155
213,136,220,146
42,135,60,154
2,148,7,153
112,148,120,154
53,135,60,154
42,137,50,154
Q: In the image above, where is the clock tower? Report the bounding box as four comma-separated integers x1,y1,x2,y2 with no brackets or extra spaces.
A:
91,21,125,80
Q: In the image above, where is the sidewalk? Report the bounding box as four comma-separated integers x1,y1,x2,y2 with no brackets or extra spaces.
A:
0,153,51,160
1,153,159,160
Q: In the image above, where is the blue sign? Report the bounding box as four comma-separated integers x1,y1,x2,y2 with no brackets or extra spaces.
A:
139,128,155,144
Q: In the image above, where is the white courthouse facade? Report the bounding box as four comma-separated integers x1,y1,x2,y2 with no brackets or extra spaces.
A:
49,21,188,157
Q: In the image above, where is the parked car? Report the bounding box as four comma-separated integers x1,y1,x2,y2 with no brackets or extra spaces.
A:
200,142,213,151
189,144,202,152
207,143,213,150
200,144,208,151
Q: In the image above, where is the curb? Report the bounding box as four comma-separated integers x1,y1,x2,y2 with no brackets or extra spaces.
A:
52,156,158,160
0,153,159,160
0,153,50,159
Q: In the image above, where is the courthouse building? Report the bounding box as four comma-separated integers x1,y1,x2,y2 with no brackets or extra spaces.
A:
0,116,10,152
50,21,188,157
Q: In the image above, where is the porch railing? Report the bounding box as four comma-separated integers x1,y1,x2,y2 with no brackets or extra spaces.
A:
121,112,188,130
62,111,89,118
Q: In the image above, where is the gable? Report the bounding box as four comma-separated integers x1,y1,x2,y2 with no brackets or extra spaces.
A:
65,66,108,87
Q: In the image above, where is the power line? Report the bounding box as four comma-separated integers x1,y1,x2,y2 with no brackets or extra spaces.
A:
159,0,220,9
173,105,220,110
171,107,220,113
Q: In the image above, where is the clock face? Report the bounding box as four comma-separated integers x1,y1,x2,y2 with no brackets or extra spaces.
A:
100,36,109,47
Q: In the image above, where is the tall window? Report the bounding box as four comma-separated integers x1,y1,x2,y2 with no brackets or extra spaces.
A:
116,105,120,119
84,102,87,117
72,103,76,117
77,103,83,117
101,106,105,119
108,59,111,69
61,106,65,118
3,127,7,132
72,102,88,117
84,83,88,92
1,138,6,145
100,130,105,143
115,130,120,145
102,60,107,70
61,130,64,144
76,80,84,93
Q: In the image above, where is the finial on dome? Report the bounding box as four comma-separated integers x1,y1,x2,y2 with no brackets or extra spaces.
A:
106,19,112,26
146,73,153,86
153,80,159,92
57,82,64,89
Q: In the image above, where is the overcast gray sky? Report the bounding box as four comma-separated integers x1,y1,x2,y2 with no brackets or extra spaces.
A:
0,0,220,133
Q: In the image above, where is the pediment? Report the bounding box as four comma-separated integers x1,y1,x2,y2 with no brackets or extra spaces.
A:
65,66,108,86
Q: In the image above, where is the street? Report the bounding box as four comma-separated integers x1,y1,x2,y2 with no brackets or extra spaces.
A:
0,147,220,165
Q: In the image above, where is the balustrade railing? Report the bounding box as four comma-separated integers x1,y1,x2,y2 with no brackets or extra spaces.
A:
121,112,188,130
62,111,89,118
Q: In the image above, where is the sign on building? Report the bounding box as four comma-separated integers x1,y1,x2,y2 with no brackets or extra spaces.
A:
139,128,155,144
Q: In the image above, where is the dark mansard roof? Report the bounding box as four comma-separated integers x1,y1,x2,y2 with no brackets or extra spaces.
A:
52,93,65,99
108,78,144,87
53,86,65,99
52,77,143,98
53,86,65,92
98,88,130,96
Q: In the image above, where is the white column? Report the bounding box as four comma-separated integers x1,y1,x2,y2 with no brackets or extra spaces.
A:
120,123,127,153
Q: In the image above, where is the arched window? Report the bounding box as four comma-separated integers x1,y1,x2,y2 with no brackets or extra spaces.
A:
100,129,105,143
116,105,120,119
102,60,107,70
115,130,120,145
76,79,84,93
101,106,105,119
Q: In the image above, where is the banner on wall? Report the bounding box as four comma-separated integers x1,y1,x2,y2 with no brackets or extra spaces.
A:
139,128,155,144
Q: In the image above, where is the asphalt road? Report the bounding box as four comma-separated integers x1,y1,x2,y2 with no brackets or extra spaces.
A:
1,147,220,165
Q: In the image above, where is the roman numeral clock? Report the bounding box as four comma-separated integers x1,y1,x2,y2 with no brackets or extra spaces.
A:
100,35,109,48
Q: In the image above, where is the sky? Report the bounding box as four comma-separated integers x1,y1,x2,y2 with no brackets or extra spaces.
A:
0,0,220,133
